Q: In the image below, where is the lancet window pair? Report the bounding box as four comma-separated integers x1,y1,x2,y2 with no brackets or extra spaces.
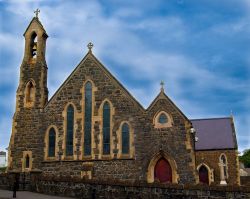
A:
47,81,131,158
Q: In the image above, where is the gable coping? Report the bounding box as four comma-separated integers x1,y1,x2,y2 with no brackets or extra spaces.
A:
23,17,48,37
146,90,190,121
44,52,145,112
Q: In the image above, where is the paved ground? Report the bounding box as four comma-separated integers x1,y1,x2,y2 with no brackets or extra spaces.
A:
0,189,73,199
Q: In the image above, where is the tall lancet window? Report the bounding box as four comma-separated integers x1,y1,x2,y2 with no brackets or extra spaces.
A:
30,32,38,58
122,123,130,154
26,81,35,103
103,102,111,155
25,155,30,168
84,82,92,156
48,128,56,157
66,105,74,156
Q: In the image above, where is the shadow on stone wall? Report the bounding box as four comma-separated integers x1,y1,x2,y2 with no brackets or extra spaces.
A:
241,176,250,186
1,173,250,199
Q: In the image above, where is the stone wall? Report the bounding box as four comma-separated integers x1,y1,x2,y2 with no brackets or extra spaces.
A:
196,150,240,185
1,173,250,198
241,176,250,186
31,176,250,199
0,173,9,190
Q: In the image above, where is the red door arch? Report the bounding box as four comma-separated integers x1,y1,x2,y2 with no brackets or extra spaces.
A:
154,158,172,183
199,165,209,184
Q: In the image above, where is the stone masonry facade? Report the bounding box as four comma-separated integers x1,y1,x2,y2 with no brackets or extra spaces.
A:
196,150,240,185
7,16,240,187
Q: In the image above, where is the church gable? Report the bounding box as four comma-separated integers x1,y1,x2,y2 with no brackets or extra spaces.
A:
147,90,191,129
45,51,144,115
43,49,145,160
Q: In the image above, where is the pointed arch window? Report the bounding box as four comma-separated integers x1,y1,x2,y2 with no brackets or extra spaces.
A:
25,155,30,169
122,123,130,154
30,32,38,58
154,111,172,128
84,82,92,156
48,128,56,157
66,105,74,156
26,81,35,103
103,102,111,155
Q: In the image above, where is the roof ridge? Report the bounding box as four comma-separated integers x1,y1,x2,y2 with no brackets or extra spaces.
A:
90,53,145,111
44,51,91,109
191,117,231,121
146,90,189,121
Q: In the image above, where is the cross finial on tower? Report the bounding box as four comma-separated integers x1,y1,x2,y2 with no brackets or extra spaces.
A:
87,42,94,52
34,8,40,18
160,80,165,92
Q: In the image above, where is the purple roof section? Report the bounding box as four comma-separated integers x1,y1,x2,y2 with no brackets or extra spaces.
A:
191,117,237,151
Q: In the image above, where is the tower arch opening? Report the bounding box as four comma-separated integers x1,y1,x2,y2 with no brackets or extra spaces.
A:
30,32,38,59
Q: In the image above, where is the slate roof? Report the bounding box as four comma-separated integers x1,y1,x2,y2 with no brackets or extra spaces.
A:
191,117,237,151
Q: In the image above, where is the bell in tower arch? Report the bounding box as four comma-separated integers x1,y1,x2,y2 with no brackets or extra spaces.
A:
30,32,37,59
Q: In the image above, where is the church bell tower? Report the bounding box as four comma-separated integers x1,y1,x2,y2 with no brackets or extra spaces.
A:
17,9,48,109
8,10,49,171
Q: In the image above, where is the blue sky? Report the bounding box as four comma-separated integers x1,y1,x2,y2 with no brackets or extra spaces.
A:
0,0,249,153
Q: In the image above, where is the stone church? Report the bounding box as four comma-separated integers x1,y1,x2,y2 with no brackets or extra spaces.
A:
8,15,240,186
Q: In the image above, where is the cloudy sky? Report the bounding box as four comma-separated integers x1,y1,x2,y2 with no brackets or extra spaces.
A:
0,0,249,153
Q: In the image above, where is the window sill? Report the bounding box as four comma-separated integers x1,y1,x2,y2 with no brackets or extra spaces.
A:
82,155,92,160
44,157,57,161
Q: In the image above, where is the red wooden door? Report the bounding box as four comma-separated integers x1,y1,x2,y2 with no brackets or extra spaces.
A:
154,158,172,183
199,165,209,184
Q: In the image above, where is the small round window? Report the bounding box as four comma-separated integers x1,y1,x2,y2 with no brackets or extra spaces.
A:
158,113,168,124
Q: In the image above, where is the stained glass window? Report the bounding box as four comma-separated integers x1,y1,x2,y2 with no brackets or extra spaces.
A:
103,102,110,155
48,128,56,157
159,113,168,124
84,82,92,156
66,104,74,156
122,123,129,154
25,155,30,168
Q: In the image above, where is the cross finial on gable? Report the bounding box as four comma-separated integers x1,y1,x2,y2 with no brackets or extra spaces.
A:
230,110,234,118
160,80,165,92
87,42,94,52
34,8,40,18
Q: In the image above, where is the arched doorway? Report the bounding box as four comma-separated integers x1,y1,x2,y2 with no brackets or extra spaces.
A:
199,165,209,184
154,158,172,183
